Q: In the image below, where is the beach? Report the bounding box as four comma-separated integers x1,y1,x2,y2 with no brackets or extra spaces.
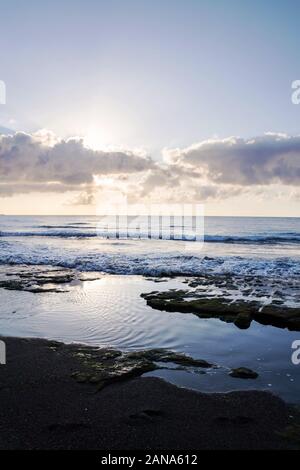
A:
0,215,299,449
0,335,298,450
1,0,300,454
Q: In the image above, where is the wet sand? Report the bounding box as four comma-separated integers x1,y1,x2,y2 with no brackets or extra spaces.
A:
0,336,298,450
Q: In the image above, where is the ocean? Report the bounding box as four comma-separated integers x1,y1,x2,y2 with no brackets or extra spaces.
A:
0,215,299,277
0,215,299,401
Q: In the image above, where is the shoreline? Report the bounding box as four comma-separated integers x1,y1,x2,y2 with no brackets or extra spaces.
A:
0,265,300,404
0,335,299,450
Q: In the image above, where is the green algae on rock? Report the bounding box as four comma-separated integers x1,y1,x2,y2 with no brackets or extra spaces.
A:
0,265,102,293
141,285,300,331
70,346,214,390
254,306,300,330
141,290,258,326
124,349,213,368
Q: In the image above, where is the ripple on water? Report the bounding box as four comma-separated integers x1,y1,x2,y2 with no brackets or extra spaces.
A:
0,275,300,403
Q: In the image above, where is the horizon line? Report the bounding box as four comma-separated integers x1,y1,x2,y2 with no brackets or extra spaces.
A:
1,214,299,219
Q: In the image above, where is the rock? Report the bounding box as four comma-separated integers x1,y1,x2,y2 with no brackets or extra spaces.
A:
142,290,258,325
125,349,214,368
70,346,214,390
71,372,91,383
0,265,101,293
141,281,300,331
234,313,252,329
229,367,258,379
256,306,300,330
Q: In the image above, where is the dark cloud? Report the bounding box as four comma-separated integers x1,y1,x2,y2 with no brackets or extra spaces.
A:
0,131,154,189
165,134,300,186
1,131,300,202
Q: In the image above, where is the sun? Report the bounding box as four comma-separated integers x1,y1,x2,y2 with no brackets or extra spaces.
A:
84,129,105,151
83,119,126,151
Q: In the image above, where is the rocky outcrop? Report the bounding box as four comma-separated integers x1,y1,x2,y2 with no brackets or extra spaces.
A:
229,367,259,379
70,346,215,390
0,265,102,293
141,287,300,331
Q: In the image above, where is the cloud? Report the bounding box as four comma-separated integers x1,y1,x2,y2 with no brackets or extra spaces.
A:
163,133,300,186
0,181,89,196
67,190,96,206
0,131,154,189
125,168,244,204
1,130,300,204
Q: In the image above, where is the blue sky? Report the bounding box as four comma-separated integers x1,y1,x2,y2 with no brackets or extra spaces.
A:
0,0,300,215
1,0,300,150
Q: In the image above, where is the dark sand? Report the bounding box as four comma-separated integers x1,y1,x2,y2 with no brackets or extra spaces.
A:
0,336,298,450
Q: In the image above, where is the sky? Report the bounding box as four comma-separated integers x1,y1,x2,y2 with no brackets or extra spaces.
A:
0,0,300,216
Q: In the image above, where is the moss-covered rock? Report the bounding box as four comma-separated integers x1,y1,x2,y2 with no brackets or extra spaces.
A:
125,349,214,368
229,367,258,379
0,265,102,293
141,283,300,331
70,346,214,390
142,290,258,326
234,313,252,330
256,306,300,331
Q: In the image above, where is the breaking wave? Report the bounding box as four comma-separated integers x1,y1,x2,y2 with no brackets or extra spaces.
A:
0,230,299,244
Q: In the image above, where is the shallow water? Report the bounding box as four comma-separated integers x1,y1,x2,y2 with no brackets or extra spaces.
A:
0,215,299,402
0,274,299,403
